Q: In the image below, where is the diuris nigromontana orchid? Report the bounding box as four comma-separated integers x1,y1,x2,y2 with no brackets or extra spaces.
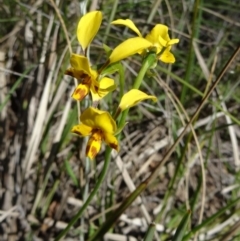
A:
65,11,116,101
109,19,179,64
71,107,119,160
65,54,116,101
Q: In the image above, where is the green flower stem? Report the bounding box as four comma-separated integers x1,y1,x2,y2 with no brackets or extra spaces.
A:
117,52,157,127
133,52,157,89
86,52,157,240
54,147,112,241
173,210,191,241
118,62,125,98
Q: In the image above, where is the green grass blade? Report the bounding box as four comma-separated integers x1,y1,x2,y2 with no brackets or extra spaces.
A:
64,157,79,187
183,197,240,240
172,210,191,241
143,223,156,241
180,0,202,103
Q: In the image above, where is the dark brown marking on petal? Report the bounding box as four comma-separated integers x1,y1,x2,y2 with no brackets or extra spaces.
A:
109,142,119,151
65,69,88,81
94,85,99,92
65,69,74,77
82,76,92,85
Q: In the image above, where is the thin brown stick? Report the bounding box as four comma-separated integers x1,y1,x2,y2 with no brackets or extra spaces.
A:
49,0,72,54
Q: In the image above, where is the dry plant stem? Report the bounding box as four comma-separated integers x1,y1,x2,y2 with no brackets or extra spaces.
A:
49,0,72,54
0,0,43,44
49,0,82,122
219,219,240,241
200,6,240,27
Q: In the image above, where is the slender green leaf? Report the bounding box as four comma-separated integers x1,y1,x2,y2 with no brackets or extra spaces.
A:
64,158,79,187
172,210,191,241
143,223,156,241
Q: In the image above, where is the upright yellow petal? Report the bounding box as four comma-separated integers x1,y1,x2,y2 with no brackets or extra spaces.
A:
86,133,102,160
77,11,102,51
146,24,170,44
95,112,117,134
145,24,170,53
119,89,157,111
80,107,105,128
70,54,92,76
103,132,119,151
80,107,117,134
71,123,92,136
72,83,90,101
109,37,152,64
111,19,142,37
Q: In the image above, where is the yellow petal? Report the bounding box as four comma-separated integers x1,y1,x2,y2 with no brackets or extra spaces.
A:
90,77,116,101
119,89,157,111
71,123,92,136
70,54,92,76
168,38,179,46
145,24,170,53
109,37,152,64
158,35,168,47
111,19,142,37
86,132,102,160
159,49,176,63
80,107,105,126
77,11,102,51
95,112,117,134
104,133,119,152
72,83,90,101
80,107,117,134
99,77,115,90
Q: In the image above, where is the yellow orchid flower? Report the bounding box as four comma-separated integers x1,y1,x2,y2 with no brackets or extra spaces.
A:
77,11,102,51
71,107,119,160
65,54,116,101
111,19,179,63
118,89,157,111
